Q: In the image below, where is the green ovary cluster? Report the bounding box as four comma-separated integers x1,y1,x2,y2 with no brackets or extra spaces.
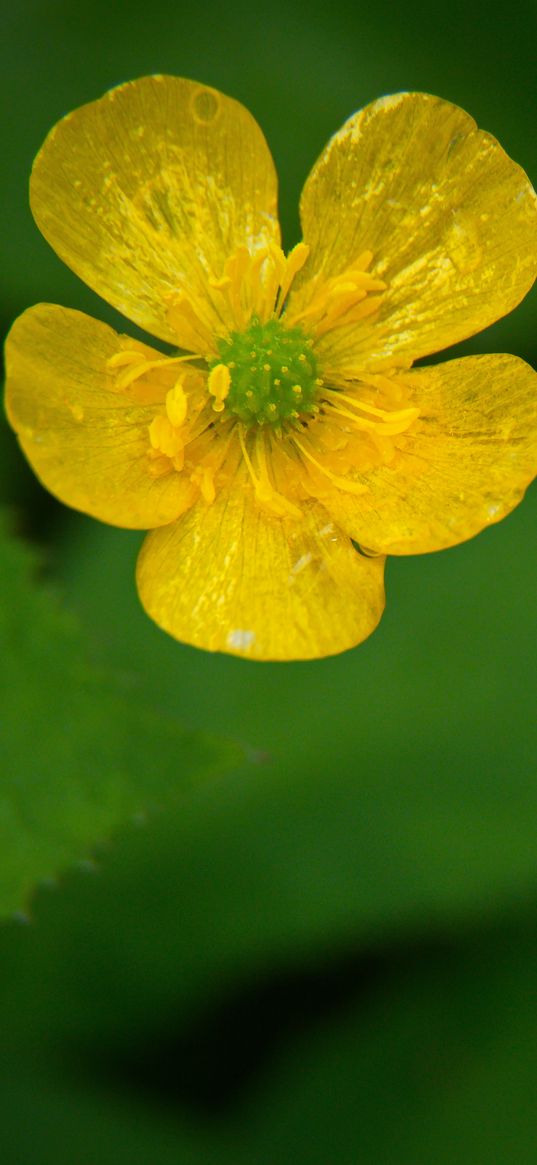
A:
213,317,320,428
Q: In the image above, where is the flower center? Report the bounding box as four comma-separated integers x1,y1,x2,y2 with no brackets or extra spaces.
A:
208,317,320,429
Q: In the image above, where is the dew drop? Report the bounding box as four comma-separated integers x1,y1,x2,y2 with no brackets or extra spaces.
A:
227,629,255,651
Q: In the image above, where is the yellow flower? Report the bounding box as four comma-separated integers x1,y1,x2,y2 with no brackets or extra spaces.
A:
5,78,537,660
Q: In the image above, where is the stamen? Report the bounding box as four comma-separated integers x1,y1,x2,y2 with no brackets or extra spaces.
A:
292,435,368,496
323,398,418,436
339,371,411,406
180,406,220,448
107,350,201,391
165,381,188,427
166,292,216,353
148,414,185,460
286,252,387,339
210,246,252,325
207,241,312,331
350,250,374,271
255,245,284,322
208,363,231,412
107,350,149,369
190,464,217,504
238,426,302,518
184,422,237,504
173,446,185,472
274,242,310,315
313,294,385,338
255,430,303,518
323,387,420,427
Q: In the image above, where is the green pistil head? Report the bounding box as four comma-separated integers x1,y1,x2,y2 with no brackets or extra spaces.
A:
212,317,319,428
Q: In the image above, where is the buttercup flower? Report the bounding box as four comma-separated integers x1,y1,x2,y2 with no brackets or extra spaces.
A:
5,78,537,659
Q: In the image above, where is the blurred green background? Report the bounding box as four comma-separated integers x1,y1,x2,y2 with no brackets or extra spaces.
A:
2,1,537,1161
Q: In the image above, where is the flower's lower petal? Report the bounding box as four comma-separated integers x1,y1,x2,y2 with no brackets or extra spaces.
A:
30,76,280,348
292,92,537,369
317,354,537,554
136,472,386,660
5,305,194,529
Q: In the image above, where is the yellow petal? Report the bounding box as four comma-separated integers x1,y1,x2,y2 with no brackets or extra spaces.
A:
136,469,386,661
313,354,537,554
5,305,195,529
292,93,537,369
30,76,280,348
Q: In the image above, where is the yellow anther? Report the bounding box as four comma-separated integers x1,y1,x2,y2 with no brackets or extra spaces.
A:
107,350,146,369
210,246,252,325
148,415,185,459
108,348,202,392
165,381,188,427
353,250,374,271
276,241,310,311
293,436,368,496
208,363,231,412
285,240,310,277
322,387,420,434
209,240,312,329
172,447,185,472
115,360,156,390
238,426,302,519
286,250,386,339
255,485,302,518
265,241,286,284
317,293,385,337
354,273,387,291
191,465,216,504
209,274,232,291
166,292,213,351
255,429,302,517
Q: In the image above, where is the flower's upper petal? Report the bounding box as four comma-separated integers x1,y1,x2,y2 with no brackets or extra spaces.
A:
5,304,195,529
30,76,280,347
136,469,386,660
314,354,537,554
292,93,537,369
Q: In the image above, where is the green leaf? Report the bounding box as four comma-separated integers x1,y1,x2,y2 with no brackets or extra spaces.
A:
0,512,242,917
